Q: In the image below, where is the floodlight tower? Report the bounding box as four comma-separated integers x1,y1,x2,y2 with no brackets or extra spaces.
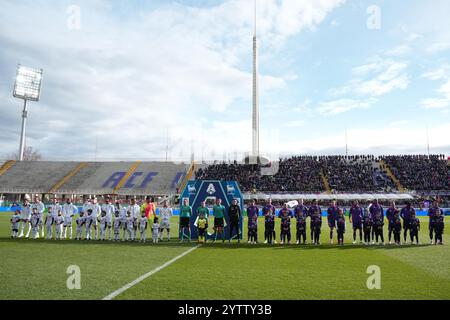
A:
13,65,43,161
252,0,260,158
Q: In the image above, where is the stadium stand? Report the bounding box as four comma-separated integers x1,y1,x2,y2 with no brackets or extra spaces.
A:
380,155,449,191
0,161,82,193
0,161,189,196
196,155,449,193
0,155,447,197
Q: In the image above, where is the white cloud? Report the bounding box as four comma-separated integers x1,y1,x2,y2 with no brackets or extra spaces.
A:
323,56,410,117
331,58,410,99
385,45,411,57
427,42,450,54
276,123,450,155
317,98,377,116
421,65,450,81
285,120,305,128
420,63,450,110
389,120,409,127
420,98,450,110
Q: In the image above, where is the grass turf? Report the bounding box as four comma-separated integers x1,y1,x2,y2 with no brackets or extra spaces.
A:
0,213,449,300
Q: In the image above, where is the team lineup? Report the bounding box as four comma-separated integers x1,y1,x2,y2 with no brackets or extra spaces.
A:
9,196,445,246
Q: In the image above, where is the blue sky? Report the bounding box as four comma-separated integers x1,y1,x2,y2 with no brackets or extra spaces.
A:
0,0,449,161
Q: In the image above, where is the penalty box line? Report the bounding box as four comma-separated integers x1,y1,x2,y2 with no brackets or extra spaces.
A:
102,244,201,300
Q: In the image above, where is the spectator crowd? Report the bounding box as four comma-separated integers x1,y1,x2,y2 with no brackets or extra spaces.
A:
381,154,448,191
195,154,449,193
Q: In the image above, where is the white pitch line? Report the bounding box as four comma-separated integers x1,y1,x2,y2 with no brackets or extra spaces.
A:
102,245,200,300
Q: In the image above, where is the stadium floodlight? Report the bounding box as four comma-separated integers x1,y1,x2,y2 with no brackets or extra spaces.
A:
12,65,43,161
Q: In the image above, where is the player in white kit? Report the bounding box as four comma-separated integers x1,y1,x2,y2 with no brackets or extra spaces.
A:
91,198,102,240
98,211,108,241
31,196,45,238
125,211,134,241
19,199,32,238
30,210,40,239
54,211,64,240
159,200,173,241
45,207,54,240
85,209,94,240
82,198,91,216
129,198,141,242
75,212,86,240
48,198,62,237
113,211,121,241
11,210,21,238
120,201,129,241
62,198,78,240
152,217,160,244
139,213,148,243
101,196,115,241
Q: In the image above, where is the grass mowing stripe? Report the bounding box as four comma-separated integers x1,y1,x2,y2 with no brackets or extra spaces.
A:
103,245,200,300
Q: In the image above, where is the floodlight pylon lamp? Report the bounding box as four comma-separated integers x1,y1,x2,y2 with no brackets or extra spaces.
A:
13,65,43,102
12,64,43,161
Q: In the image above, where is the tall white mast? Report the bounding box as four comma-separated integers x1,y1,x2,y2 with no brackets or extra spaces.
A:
252,0,260,158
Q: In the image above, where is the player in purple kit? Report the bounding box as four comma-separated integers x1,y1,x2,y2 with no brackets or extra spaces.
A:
400,201,415,244
246,199,259,244
428,200,443,244
386,201,398,244
369,199,383,244
349,200,363,244
294,200,308,245
362,210,373,245
265,208,276,245
373,210,385,245
434,209,445,245
248,214,258,244
309,200,322,245
327,200,339,244
279,204,292,245
262,199,277,244
308,200,322,244
392,210,402,245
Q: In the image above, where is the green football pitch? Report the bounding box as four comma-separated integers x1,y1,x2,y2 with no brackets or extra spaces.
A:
0,213,449,300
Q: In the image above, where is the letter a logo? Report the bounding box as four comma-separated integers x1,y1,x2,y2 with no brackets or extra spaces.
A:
207,184,216,195
366,265,381,290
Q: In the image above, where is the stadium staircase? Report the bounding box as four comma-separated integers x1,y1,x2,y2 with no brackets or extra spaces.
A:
112,161,141,194
320,169,332,194
379,160,405,192
0,160,16,177
179,161,196,194
48,162,88,193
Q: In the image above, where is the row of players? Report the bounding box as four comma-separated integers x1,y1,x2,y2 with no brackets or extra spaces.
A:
244,199,445,246
10,196,169,242
9,196,446,245
178,198,446,245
